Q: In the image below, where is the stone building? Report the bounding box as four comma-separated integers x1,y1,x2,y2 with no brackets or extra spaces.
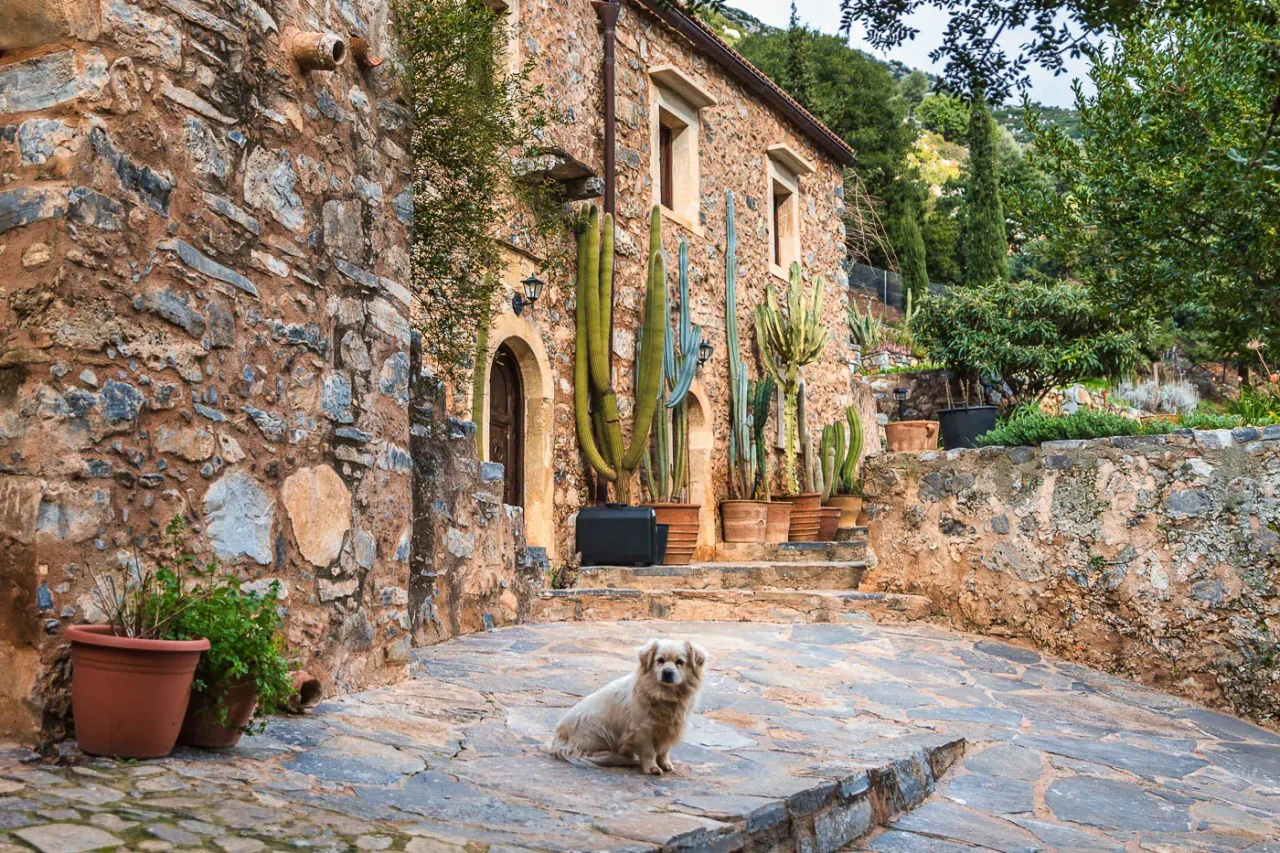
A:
471,0,865,562
0,0,864,743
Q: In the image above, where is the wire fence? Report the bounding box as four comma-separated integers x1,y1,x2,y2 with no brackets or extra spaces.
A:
845,261,948,311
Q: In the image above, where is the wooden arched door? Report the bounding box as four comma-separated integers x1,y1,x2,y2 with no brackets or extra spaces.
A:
488,343,524,507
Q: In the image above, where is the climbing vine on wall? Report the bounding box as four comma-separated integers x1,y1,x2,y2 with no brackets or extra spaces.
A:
393,0,560,383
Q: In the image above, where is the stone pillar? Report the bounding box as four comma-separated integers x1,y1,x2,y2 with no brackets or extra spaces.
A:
0,0,413,742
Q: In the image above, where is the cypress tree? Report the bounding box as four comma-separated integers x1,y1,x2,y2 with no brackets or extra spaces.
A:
783,3,814,107
886,178,929,300
964,86,1008,286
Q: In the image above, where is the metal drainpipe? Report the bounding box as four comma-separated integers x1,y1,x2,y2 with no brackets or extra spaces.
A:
592,0,620,505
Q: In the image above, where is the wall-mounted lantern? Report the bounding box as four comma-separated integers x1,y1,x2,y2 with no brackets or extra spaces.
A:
697,340,713,368
512,273,545,316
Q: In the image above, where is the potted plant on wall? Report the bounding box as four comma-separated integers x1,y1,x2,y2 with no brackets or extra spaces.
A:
822,406,866,534
573,205,669,566
720,191,772,544
755,262,829,541
174,569,294,749
641,239,703,565
69,518,212,759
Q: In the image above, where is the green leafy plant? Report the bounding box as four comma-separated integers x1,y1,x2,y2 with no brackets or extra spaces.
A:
914,278,1150,407
847,298,882,349
975,408,1250,447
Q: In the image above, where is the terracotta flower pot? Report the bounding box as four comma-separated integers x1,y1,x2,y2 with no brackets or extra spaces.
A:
782,492,822,542
69,624,209,759
817,506,841,541
827,495,864,529
720,500,768,544
178,679,259,749
647,503,700,565
288,670,323,714
885,420,940,452
763,501,793,543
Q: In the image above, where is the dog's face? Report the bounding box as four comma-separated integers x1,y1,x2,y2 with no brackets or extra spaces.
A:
637,638,707,694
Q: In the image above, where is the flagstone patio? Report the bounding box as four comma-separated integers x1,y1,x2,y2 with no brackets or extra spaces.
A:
1,619,1278,852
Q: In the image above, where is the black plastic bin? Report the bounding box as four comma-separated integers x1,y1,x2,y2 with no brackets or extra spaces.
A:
938,406,999,450
577,505,660,567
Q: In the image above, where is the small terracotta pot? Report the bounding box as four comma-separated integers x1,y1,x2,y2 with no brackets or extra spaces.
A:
817,506,841,541
69,625,209,759
647,503,700,565
885,420,940,452
782,492,822,542
827,495,864,529
179,679,259,749
763,501,793,543
720,500,768,544
288,671,323,713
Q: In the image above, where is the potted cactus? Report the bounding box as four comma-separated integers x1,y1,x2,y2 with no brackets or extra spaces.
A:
823,406,866,532
720,191,771,543
573,205,669,566
755,262,828,541
641,239,703,564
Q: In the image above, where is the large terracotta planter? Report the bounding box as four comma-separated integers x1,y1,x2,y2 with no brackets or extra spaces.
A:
720,500,768,544
817,506,841,541
763,501,793,543
69,624,209,759
647,503,700,565
827,495,864,529
179,679,259,749
782,492,822,542
885,420,939,452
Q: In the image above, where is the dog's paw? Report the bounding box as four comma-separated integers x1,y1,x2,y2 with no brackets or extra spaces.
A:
642,763,663,775
658,758,674,773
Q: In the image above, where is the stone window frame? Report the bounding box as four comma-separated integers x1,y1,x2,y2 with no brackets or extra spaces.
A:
649,65,716,236
766,143,814,281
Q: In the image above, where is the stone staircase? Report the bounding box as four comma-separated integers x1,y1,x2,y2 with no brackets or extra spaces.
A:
535,529,936,625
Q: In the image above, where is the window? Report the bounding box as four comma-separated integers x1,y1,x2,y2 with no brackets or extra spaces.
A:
649,66,716,231
766,144,814,279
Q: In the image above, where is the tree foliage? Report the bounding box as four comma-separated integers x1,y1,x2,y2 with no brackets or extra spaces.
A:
914,278,1151,405
1021,0,1280,359
883,177,929,298
916,93,970,141
964,89,1008,286
394,0,553,382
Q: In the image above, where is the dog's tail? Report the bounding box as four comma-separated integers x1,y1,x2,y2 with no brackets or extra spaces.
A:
547,739,636,769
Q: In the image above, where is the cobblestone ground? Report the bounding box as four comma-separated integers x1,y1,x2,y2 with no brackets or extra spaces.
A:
1,619,1278,852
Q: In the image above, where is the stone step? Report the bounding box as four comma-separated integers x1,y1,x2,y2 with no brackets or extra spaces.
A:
710,536,868,563
534,587,935,624
578,560,868,591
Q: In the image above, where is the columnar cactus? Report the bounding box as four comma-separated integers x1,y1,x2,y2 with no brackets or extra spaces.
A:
573,204,667,504
724,191,757,502
749,376,776,501
644,239,703,503
755,261,829,495
798,381,814,493
817,405,866,497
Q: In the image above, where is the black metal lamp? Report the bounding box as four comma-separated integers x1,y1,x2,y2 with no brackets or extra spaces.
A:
894,387,908,421
697,340,713,368
512,273,545,316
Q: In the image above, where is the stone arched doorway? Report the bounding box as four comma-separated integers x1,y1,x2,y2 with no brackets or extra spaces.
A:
488,343,524,507
685,380,715,557
477,313,555,559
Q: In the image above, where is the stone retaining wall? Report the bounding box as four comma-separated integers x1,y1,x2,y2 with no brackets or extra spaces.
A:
862,429,1280,727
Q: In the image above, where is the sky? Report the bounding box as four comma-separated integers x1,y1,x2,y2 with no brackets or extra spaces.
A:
730,0,1093,108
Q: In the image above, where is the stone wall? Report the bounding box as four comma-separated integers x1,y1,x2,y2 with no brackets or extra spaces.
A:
862,430,1280,727
480,0,859,562
866,369,951,421
0,0,415,744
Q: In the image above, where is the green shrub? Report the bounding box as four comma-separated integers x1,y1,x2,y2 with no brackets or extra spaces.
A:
1227,387,1280,426
975,409,1246,447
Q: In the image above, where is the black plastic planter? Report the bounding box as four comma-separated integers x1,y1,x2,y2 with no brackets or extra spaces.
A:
576,505,661,567
938,406,998,450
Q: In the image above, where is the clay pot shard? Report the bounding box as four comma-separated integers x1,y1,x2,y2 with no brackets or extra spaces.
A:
287,670,323,714
284,28,347,72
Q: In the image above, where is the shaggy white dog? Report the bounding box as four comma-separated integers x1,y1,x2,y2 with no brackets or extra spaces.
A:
550,638,707,775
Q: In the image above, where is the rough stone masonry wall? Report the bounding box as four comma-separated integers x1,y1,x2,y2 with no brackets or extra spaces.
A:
862,430,1280,727
0,0,428,744
503,0,860,560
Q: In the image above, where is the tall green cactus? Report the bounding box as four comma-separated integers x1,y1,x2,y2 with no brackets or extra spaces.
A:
725,191,758,502
644,239,703,503
749,376,775,501
818,423,839,502
798,381,814,493
755,262,829,495
818,406,865,497
574,204,667,504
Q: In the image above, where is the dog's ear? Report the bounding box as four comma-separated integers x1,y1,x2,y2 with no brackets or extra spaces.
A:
685,640,708,672
637,639,659,671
